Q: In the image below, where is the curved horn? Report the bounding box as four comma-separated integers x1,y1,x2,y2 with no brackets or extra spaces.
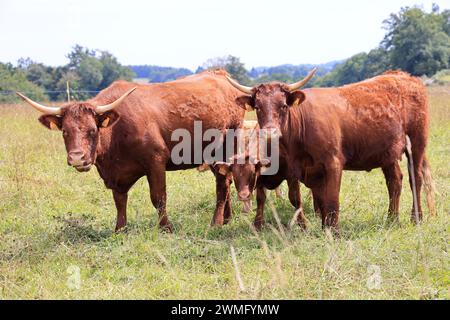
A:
95,87,137,114
16,92,62,115
226,76,253,95
287,67,317,92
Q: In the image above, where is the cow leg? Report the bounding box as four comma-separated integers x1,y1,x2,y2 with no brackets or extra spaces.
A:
223,193,232,224
287,178,307,230
147,166,173,233
312,188,323,218
211,172,231,226
321,157,343,235
382,162,403,222
113,190,128,232
254,186,267,231
406,147,424,223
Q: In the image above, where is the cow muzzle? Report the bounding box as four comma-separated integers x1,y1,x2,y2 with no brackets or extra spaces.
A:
238,189,252,201
67,151,92,172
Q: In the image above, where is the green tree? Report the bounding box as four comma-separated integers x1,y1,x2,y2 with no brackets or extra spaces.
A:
200,55,251,85
67,45,96,69
253,73,294,85
0,62,47,103
362,48,391,77
98,51,134,89
78,56,104,91
382,6,450,76
316,52,369,86
18,58,57,95
66,45,135,99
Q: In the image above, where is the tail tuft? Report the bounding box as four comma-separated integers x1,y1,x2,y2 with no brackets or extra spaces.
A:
422,156,436,216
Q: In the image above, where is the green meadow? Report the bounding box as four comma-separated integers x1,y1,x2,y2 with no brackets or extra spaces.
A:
0,86,448,299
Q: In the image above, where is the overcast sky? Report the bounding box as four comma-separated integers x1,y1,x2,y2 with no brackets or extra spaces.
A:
0,0,449,70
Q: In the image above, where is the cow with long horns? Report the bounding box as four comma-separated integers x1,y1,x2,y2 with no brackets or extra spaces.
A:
18,70,245,232
227,69,436,234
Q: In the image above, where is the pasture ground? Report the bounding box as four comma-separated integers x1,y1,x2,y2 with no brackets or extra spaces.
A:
0,86,448,299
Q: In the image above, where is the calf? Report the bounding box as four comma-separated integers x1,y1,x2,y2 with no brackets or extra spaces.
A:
214,121,307,230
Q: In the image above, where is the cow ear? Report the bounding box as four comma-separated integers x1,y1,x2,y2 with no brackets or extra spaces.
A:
287,90,306,107
213,162,231,176
235,95,254,111
97,110,120,128
256,159,271,175
39,115,62,131
259,158,271,167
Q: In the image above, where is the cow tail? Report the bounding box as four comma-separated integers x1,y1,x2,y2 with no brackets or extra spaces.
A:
421,155,437,216
405,136,420,223
405,136,437,220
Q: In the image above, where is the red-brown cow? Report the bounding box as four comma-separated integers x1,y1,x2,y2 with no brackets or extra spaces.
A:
17,70,245,232
214,120,306,230
227,70,435,234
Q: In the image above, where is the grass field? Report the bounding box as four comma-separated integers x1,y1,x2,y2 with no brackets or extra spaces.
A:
0,87,448,299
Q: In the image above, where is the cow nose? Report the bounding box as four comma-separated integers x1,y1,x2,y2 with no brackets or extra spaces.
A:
238,189,251,201
67,151,85,166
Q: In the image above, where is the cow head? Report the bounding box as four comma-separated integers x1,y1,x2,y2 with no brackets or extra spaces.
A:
16,88,136,172
227,68,316,139
214,154,270,201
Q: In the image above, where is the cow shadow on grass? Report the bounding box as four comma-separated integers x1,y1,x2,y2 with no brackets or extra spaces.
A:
53,213,113,244
200,196,400,242
51,202,401,245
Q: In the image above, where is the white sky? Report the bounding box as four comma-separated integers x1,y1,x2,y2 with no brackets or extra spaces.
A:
0,0,449,70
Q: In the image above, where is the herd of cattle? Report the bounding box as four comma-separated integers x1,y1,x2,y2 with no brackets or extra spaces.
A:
17,68,436,235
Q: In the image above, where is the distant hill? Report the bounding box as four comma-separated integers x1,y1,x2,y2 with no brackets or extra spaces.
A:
248,60,343,79
128,60,344,83
128,65,193,83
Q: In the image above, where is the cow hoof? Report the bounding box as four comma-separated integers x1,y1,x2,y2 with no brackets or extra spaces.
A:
410,212,423,224
297,222,308,231
210,218,225,227
160,223,174,233
115,225,127,233
253,222,264,231
331,227,341,238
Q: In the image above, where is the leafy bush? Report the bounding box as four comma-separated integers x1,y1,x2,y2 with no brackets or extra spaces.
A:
0,63,47,103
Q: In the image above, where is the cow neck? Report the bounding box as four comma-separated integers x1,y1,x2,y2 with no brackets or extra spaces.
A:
95,129,112,165
284,105,305,148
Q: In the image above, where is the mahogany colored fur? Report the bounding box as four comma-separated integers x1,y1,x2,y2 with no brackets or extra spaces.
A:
38,70,245,232
236,71,434,234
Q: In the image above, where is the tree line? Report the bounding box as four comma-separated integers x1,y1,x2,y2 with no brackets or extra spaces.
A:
0,5,449,103
0,45,134,103
318,4,450,86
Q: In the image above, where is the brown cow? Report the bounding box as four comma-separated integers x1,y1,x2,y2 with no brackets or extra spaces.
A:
227,70,435,234
17,70,245,232
214,120,307,230
199,120,284,216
